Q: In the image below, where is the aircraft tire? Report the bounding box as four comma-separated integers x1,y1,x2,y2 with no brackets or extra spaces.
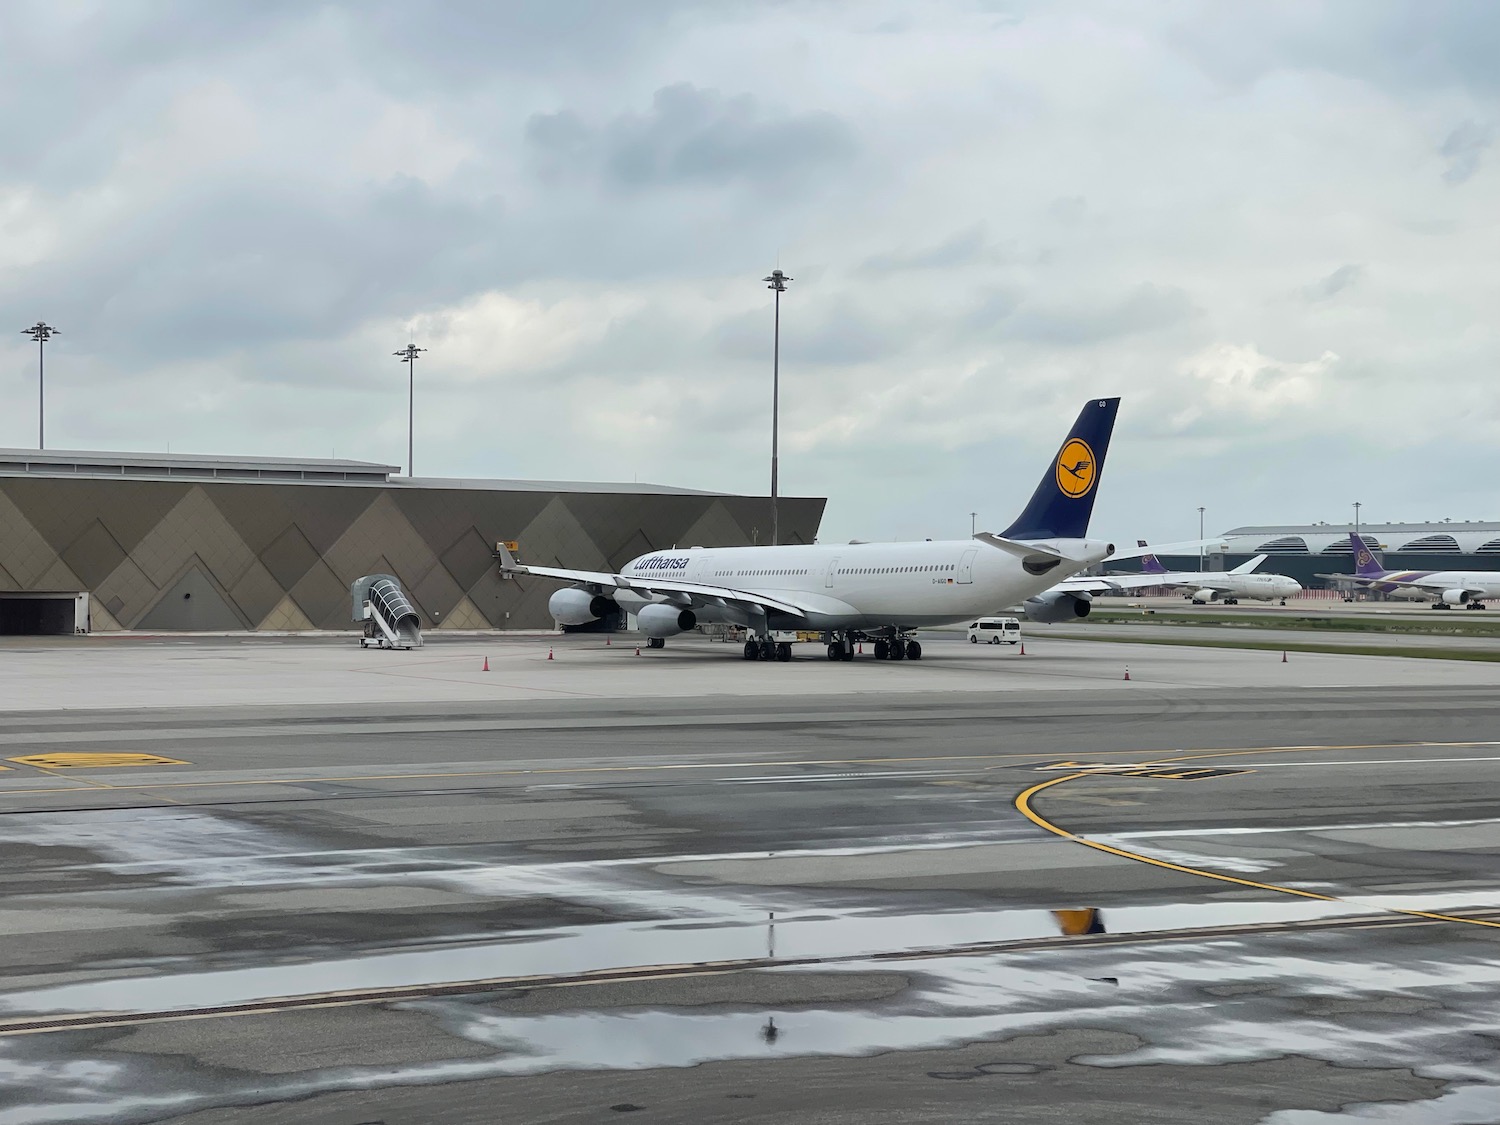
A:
840,644,855,662
826,643,840,661
874,639,890,660
744,640,760,660
890,641,906,661
776,642,792,662
907,641,922,660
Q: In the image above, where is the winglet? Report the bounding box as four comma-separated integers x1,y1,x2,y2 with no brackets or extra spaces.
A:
497,542,527,574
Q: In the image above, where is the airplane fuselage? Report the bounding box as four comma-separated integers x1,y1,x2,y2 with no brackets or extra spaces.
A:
1186,572,1301,602
616,538,1113,631
1363,571,1500,603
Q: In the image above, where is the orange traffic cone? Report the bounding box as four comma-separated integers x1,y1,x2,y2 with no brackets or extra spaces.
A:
1123,666,1131,681
635,645,641,656
1282,650,1288,663
606,635,611,646
548,647,554,661
858,642,863,654
1019,643,1026,656
482,656,489,672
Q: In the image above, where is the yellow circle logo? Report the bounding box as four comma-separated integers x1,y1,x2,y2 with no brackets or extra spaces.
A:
1055,438,1096,498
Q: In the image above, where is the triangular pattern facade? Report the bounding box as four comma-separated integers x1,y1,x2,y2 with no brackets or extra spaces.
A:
0,475,826,632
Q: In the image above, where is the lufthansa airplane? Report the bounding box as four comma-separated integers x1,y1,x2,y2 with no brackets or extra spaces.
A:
501,397,1121,662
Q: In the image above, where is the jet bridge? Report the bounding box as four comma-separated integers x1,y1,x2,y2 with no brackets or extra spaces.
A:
352,574,422,650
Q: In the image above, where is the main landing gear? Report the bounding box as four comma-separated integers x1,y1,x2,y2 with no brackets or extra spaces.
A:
745,638,792,661
739,630,925,664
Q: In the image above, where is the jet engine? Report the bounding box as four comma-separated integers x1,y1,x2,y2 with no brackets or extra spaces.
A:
549,587,617,626
1190,588,1220,604
1441,589,1469,607
1022,590,1093,624
638,603,698,638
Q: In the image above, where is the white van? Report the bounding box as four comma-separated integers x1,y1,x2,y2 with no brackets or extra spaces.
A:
968,617,1021,644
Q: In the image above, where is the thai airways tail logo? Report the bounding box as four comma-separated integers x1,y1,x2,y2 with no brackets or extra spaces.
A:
1356,547,1374,568
1055,438,1097,499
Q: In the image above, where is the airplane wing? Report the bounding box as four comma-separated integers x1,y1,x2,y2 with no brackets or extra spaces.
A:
1228,554,1268,575
1110,538,1228,561
498,547,810,618
1321,573,1468,597
1052,571,1205,594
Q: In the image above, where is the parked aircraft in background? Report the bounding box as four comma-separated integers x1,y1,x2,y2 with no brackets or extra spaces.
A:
1318,533,1500,610
1043,540,1301,609
502,398,1128,662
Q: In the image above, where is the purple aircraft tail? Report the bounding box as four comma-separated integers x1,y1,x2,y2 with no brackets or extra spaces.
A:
1136,540,1168,575
1351,533,1385,578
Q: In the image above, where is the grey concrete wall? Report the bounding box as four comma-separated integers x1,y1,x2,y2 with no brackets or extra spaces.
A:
0,476,825,631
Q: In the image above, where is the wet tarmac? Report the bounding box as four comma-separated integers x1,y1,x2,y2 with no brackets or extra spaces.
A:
1,643,1498,1122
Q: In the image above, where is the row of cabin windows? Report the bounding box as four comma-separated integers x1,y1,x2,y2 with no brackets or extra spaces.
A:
710,564,956,578
845,564,956,574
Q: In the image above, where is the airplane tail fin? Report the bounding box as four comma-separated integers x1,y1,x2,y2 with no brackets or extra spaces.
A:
1000,398,1120,540
1351,533,1384,578
1135,540,1168,575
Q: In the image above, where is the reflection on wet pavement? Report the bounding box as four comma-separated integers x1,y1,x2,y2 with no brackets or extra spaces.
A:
0,932,1496,1125
2,807,1500,1020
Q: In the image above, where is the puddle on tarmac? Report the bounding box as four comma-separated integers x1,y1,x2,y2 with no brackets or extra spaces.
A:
2,938,1499,1125
5,879,1500,1019
2,807,1498,1020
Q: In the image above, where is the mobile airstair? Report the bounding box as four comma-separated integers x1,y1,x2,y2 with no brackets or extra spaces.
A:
352,574,423,650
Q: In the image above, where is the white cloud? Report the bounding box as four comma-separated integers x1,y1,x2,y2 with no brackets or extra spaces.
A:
4,1,1500,543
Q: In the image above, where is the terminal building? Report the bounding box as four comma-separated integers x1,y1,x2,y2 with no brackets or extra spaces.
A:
1126,521,1500,590
0,450,824,635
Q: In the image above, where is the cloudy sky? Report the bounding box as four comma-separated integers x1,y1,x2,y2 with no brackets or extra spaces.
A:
3,1,1498,543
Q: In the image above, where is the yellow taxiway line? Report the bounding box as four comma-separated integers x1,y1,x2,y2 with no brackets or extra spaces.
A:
1015,743,1500,931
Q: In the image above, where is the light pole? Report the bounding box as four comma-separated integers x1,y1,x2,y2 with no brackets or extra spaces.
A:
21,322,58,449
971,512,977,537
1353,501,1362,548
763,269,792,545
394,343,425,477
1198,506,1206,569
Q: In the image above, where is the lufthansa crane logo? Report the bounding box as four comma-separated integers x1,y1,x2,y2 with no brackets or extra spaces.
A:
1055,438,1097,498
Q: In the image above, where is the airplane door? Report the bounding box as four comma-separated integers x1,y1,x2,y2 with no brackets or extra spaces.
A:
957,549,978,584
825,557,841,589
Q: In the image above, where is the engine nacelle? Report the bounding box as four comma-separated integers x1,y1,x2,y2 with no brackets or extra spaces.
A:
549,587,616,626
1191,588,1219,603
637,603,698,638
1022,590,1093,624
1441,589,1469,606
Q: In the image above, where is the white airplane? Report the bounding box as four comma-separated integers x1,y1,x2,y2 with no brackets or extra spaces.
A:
1052,542,1302,607
501,398,1127,662
1319,532,1500,610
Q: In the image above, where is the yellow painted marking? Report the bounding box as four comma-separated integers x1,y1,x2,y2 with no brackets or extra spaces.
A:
1032,760,1252,781
1015,746,1500,931
0,738,1488,803
7,753,188,770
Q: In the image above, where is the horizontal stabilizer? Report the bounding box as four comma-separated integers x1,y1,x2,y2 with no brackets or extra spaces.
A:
974,532,1069,561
